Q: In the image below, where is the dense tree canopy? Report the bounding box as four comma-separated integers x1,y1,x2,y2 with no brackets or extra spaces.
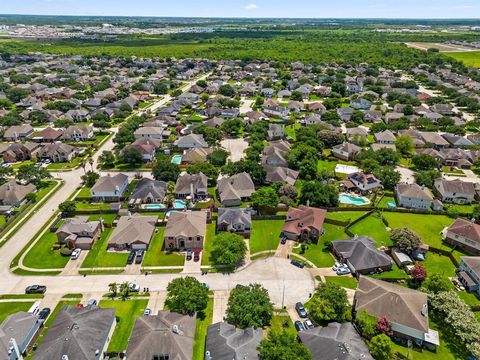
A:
165,277,209,316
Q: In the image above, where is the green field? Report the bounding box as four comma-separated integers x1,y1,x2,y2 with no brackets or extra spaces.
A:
292,240,335,268
349,213,391,247
23,229,70,269
249,220,284,254
447,51,480,67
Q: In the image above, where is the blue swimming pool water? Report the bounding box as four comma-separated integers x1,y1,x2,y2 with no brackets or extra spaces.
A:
174,200,186,209
144,203,166,210
339,194,369,205
171,155,182,165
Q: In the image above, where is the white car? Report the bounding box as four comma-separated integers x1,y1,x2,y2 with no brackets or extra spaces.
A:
144,308,151,316
71,249,82,260
129,283,140,292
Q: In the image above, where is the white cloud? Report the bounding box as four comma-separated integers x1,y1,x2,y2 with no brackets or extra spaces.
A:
245,3,259,10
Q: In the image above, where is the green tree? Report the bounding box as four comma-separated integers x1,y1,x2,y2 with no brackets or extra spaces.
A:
207,149,229,166
356,310,378,338
421,273,451,294
369,334,394,360
412,153,439,171
219,84,236,97
98,150,116,168
186,163,219,181
59,201,76,218
119,282,130,300
395,135,414,156
152,158,180,182
390,227,421,253
251,187,279,209
221,119,243,136
81,171,100,188
373,167,400,190
16,164,51,185
307,282,350,324
118,147,143,166
414,170,440,189
108,282,118,298
165,277,209,315
226,283,273,329
299,181,339,208
257,330,312,360
210,232,247,266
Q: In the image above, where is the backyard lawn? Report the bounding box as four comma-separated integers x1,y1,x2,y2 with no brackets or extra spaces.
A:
269,313,296,336
349,213,391,246
81,228,129,268
99,299,148,353
371,263,409,280
76,201,111,211
292,241,335,268
325,211,367,224
421,253,457,278
192,297,214,360
324,275,358,290
321,223,348,243
88,213,117,225
249,220,284,254
201,222,216,265
0,302,34,323
143,227,185,267
23,229,70,269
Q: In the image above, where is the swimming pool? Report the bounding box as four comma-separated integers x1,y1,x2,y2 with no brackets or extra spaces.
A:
339,194,371,206
174,200,186,209
144,203,166,210
171,155,182,165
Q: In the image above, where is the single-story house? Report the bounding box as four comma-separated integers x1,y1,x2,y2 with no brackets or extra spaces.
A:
3,125,34,141
56,216,103,250
217,172,255,207
265,166,299,186
174,172,208,200
174,133,208,149
91,173,129,201
217,208,252,236
164,211,207,251
107,214,157,250
129,178,167,205
0,180,36,207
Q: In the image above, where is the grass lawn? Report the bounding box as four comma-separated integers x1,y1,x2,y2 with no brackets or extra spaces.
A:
46,156,83,170
292,241,335,268
325,211,367,224
75,185,92,198
317,159,338,173
458,290,480,307
23,230,70,269
324,275,358,290
99,299,149,353
76,201,111,211
143,227,185,267
269,313,296,336
446,51,480,67
81,228,129,268
321,223,348,243
88,213,117,225
249,220,284,254
0,294,44,299
382,213,456,250
0,302,34,323
192,297,214,360
422,253,457,278
349,213,391,247
201,222,216,265
371,263,409,280
377,195,396,208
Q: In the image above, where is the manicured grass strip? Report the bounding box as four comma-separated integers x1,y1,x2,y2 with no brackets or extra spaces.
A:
192,297,214,360
0,294,44,299
201,222,216,265
0,302,34,323
324,276,358,290
78,269,124,275
325,211,368,223
321,223,348,243
269,313,296,336
292,242,335,268
99,299,148,352
81,228,129,268
23,228,70,270
143,226,185,267
62,293,83,299
249,220,284,254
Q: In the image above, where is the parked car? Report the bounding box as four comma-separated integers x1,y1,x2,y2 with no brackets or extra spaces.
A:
25,285,46,294
193,250,200,262
129,283,140,292
144,308,151,316
38,308,51,320
294,320,305,332
291,259,305,268
280,235,287,245
332,262,343,271
135,250,145,264
186,250,193,261
304,319,314,330
71,248,81,260
296,302,307,318
127,250,136,265
336,267,351,275
87,299,97,306
76,303,84,309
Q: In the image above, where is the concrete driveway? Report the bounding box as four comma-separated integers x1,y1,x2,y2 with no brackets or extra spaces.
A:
212,290,230,323
396,166,415,184
60,250,89,276
220,138,248,162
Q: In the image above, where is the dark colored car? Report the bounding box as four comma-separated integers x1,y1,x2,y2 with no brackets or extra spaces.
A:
127,250,136,265
291,259,305,268
38,308,51,320
135,250,145,264
296,302,307,318
294,320,305,332
193,250,200,262
25,285,46,294
186,250,193,261
280,236,287,245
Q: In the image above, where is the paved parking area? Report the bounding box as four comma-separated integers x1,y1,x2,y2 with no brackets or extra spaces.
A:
220,138,248,162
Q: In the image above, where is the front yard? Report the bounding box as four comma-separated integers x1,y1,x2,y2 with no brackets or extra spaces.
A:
324,275,358,289
81,228,128,268
249,219,284,254
23,229,70,270
292,240,335,268
143,227,185,267
0,302,34,323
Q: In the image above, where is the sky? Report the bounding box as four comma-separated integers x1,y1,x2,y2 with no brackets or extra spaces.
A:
1,0,479,19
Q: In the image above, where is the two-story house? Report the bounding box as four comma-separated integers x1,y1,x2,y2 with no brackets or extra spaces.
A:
434,178,476,204
395,183,433,210
445,218,480,254
457,256,480,295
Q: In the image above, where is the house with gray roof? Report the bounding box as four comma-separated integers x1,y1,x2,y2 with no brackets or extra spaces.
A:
267,124,285,140
332,142,361,161
265,166,299,186
0,311,43,360
217,173,255,207
91,173,129,201
174,133,208,149
299,322,373,360
457,256,480,295
374,129,396,144
205,322,263,360
129,178,167,205
125,311,195,360
164,211,207,251
33,305,116,360
0,180,36,207
217,208,252,236
3,125,34,141
261,140,290,168
395,183,433,210
37,143,80,163
174,172,208,200
332,236,392,275
56,216,102,250
108,214,157,250
434,178,476,204
442,133,474,148
62,125,94,142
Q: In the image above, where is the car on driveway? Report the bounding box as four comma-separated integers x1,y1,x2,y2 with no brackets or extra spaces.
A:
135,250,145,264
280,236,287,245
296,302,307,318
336,266,351,275
71,248,81,260
87,299,97,306
304,319,314,330
294,320,305,332
38,308,51,320
193,250,200,262
291,259,305,268
129,283,140,292
144,308,151,316
186,250,193,261
127,250,136,265
25,285,46,294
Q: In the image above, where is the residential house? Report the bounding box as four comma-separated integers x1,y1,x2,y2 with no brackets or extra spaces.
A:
64,109,89,122
338,107,353,122
205,322,263,360
331,236,392,275
125,311,195,360
217,172,255,207
347,172,383,194
298,322,373,360
395,183,433,210
0,311,43,360
445,218,480,254
364,110,382,123
1,143,40,163
457,256,480,295
34,127,64,143
37,143,79,163
125,138,160,162
181,147,213,164
175,172,208,200
91,173,129,201
282,205,326,243
221,108,240,119
434,178,475,204
129,178,167,205
217,208,252,236
174,133,208,149
442,133,474,148
419,132,449,149
0,180,36,207
3,125,34,141
262,105,289,118
262,140,290,168
107,214,157,250
267,124,285,140
430,104,453,116
374,130,396,144
62,125,94,142
164,211,207,251
351,98,372,110
55,216,103,250
133,127,170,141
265,166,299,186
332,142,361,161
354,277,439,349
32,305,116,360
345,127,368,141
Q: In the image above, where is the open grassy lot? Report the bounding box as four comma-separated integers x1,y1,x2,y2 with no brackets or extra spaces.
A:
324,275,358,290
0,302,34,323
143,227,185,267
192,297,214,360
349,213,391,246
292,240,335,268
321,223,348,243
23,229,70,269
446,51,480,67
81,228,129,268
325,211,367,223
269,312,297,336
201,222,216,265
99,299,148,353
249,220,284,254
